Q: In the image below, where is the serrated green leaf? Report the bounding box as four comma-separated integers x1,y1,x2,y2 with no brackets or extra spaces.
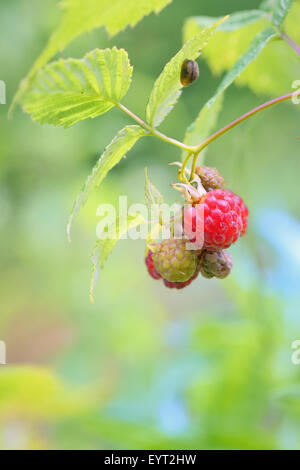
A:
22,47,132,128
67,125,146,242
183,10,300,96
271,0,295,27
182,28,277,159
10,0,172,116
146,17,227,128
90,213,146,302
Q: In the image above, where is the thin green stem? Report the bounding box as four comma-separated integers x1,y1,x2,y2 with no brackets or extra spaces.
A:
116,103,191,152
180,152,193,183
190,152,200,181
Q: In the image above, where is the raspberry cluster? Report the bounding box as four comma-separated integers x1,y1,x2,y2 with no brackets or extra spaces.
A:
145,166,248,290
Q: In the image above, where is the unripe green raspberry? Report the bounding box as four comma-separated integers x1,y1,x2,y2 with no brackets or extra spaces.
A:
195,165,224,192
200,250,233,279
152,238,198,282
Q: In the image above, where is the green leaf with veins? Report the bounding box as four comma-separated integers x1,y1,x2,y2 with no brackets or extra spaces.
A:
22,48,132,128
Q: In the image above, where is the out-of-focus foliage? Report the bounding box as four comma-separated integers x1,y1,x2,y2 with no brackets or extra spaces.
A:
182,27,276,158
1,0,300,450
183,0,300,96
0,366,95,417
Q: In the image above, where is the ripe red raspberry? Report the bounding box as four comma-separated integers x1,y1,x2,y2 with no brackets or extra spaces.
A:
183,189,248,250
152,238,198,283
195,166,224,192
145,250,161,280
200,250,233,279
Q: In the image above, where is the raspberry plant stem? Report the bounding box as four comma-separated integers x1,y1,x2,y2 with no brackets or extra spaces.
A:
116,103,192,152
117,92,300,183
190,152,200,180
191,91,300,155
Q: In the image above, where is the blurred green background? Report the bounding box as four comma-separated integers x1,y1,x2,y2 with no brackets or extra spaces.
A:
1,0,300,450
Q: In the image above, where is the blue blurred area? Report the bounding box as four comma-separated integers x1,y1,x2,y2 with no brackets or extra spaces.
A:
256,209,300,297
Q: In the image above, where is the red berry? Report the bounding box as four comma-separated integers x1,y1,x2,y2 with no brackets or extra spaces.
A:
182,205,204,248
145,250,161,280
230,191,248,235
183,189,248,251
